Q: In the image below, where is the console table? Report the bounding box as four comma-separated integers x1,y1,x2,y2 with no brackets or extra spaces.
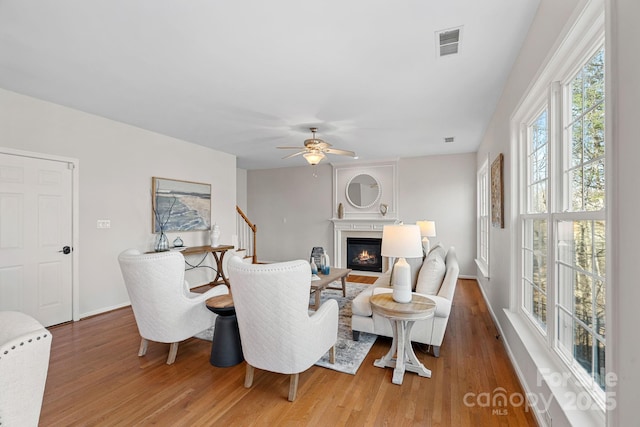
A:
370,293,436,385
180,245,234,287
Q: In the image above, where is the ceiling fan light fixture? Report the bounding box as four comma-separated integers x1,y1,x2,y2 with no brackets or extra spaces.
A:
303,151,325,165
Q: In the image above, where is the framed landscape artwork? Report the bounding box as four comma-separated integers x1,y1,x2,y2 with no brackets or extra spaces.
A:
491,154,504,228
152,177,211,232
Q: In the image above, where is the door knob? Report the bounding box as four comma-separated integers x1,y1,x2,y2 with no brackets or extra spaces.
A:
59,246,72,255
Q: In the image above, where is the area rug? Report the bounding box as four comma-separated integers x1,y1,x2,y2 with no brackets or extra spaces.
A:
310,283,377,375
195,282,377,375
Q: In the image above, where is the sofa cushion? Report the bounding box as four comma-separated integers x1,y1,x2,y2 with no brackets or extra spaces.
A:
415,249,446,295
428,242,446,260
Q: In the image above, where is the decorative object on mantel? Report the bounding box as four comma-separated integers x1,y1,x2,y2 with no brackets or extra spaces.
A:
172,236,184,248
416,220,436,254
338,202,344,219
379,203,388,216
491,153,504,228
211,223,220,247
381,224,423,303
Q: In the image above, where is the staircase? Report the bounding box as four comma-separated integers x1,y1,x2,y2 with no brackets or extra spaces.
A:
236,206,257,264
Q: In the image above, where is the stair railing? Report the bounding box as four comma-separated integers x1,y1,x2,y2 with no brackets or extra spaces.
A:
236,206,257,264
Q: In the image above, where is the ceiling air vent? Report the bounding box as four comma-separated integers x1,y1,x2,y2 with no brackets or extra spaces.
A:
444,136,455,143
436,27,462,57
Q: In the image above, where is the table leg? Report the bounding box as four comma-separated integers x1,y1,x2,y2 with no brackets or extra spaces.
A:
392,320,407,384
374,319,399,370
314,288,321,310
340,276,347,297
402,321,431,378
375,319,431,384
211,250,231,287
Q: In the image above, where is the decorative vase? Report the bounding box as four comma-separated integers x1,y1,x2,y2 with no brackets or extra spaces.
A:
338,202,344,219
173,236,184,247
321,252,331,274
211,224,220,247
310,258,318,275
155,231,169,252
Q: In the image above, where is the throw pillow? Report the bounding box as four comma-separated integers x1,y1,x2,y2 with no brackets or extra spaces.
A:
415,251,446,295
428,243,446,260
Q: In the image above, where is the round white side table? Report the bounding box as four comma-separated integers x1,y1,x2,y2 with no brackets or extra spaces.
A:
370,292,436,385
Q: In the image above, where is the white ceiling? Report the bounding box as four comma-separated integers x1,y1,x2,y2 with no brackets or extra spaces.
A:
0,1,539,170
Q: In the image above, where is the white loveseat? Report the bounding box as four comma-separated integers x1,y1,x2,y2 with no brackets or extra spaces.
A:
351,246,459,357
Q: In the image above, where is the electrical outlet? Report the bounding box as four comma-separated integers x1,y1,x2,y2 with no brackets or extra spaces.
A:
97,219,111,229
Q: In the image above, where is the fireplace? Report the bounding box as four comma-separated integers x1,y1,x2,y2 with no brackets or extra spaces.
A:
346,237,383,272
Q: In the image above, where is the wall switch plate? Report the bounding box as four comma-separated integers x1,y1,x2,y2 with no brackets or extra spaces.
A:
97,219,111,229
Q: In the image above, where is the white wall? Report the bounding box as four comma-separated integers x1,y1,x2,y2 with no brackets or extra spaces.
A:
608,0,640,424
236,168,247,212
398,154,476,275
473,0,640,425
247,153,476,276
474,0,582,424
0,88,236,318
247,163,334,263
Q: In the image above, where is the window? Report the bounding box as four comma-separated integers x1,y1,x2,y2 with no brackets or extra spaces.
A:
517,44,606,402
556,48,606,391
522,108,549,331
476,159,489,278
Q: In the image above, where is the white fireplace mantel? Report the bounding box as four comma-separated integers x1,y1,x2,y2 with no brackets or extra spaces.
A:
331,218,399,269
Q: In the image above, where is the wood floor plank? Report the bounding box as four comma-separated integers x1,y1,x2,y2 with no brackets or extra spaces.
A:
40,279,537,426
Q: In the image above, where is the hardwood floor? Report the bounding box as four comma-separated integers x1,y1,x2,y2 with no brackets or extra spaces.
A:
41,279,537,426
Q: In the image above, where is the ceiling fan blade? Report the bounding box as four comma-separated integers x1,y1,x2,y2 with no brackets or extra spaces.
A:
282,151,306,159
325,148,356,157
277,146,306,150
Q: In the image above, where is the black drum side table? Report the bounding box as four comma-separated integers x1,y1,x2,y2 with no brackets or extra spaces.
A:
205,294,244,367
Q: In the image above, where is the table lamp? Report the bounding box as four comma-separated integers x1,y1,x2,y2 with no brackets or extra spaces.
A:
416,220,437,254
381,224,423,303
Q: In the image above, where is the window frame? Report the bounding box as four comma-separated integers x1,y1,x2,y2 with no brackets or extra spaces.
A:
511,4,606,410
476,157,490,278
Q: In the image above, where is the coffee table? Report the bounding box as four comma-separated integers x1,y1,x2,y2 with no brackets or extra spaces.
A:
309,267,352,310
370,292,436,385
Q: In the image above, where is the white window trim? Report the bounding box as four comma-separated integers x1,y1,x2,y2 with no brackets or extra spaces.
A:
475,156,490,278
508,0,607,423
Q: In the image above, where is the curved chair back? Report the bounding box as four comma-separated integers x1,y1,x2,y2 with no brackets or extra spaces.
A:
118,249,210,343
0,311,52,426
227,256,338,374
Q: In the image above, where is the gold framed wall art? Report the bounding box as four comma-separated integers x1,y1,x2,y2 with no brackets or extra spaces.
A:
491,153,504,228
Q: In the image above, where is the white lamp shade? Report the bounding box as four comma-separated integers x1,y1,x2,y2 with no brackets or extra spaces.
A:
381,224,423,259
416,220,437,237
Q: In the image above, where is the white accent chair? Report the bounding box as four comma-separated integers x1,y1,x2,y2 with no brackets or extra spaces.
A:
0,311,52,426
118,249,229,364
227,256,338,401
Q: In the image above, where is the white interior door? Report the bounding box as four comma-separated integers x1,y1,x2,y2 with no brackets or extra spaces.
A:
0,152,73,326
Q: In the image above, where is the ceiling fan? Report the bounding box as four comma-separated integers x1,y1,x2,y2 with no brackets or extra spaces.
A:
277,127,357,165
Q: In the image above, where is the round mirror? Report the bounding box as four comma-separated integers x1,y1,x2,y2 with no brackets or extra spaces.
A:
346,173,381,208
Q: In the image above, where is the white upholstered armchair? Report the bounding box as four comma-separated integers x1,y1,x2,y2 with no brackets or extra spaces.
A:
0,311,52,426
118,249,229,364
227,256,338,401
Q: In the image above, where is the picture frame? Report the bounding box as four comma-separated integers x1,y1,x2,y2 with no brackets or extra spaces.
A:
152,177,211,233
491,153,504,228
